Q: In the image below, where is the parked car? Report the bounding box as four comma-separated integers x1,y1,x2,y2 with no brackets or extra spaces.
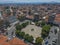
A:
48,36,50,39
45,41,48,44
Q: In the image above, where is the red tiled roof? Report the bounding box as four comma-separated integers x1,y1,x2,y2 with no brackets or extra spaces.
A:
0,35,9,45
0,35,7,43
45,14,60,23
0,35,27,45
54,14,60,23
45,15,49,22
26,15,34,19
9,37,27,45
1,42,10,45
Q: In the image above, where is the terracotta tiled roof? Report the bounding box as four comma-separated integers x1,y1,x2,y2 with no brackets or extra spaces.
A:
26,15,34,19
0,35,27,45
0,35,9,45
45,14,60,24
45,15,49,22
9,37,27,45
0,35,7,43
1,42,10,45
54,14,60,23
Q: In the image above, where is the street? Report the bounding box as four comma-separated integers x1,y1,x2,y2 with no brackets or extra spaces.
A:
42,26,59,45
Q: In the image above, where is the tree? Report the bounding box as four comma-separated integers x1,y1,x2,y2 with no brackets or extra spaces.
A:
41,25,51,38
26,21,29,25
31,29,34,31
35,22,41,26
18,16,25,21
41,31,48,38
15,30,20,36
24,34,33,42
19,32,25,38
42,25,51,33
35,22,39,26
28,36,34,42
22,23,26,28
24,34,29,41
35,37,43,45
21,21,29,28
16,21,29,30
16,24,22,30
40,21,45,27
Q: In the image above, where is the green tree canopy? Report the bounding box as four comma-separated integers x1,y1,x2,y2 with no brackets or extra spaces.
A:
24,34,29,40
16,30,20,36
40,21,45,27
18,16,25,21
41,25,51,38
24,34,33,42
19,32,25,38
16,24,23,30
35,37,43,45
28,35,34,42
42,25,51,33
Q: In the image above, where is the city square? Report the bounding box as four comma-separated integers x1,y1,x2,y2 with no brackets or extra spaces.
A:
21,24,42,39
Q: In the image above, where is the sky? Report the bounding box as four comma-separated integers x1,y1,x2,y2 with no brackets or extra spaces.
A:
0,0,60,3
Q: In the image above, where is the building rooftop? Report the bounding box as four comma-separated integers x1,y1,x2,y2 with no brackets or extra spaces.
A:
45,14,60,25
54,14,60,23
0,34,27,45
0,35,9,45
9,37,27,45
26,15,34,19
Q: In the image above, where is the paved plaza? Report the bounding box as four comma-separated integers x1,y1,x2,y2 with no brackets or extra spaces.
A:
21,25,42,39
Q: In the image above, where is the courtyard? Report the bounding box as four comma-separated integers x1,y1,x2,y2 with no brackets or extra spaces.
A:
21,24,42,39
